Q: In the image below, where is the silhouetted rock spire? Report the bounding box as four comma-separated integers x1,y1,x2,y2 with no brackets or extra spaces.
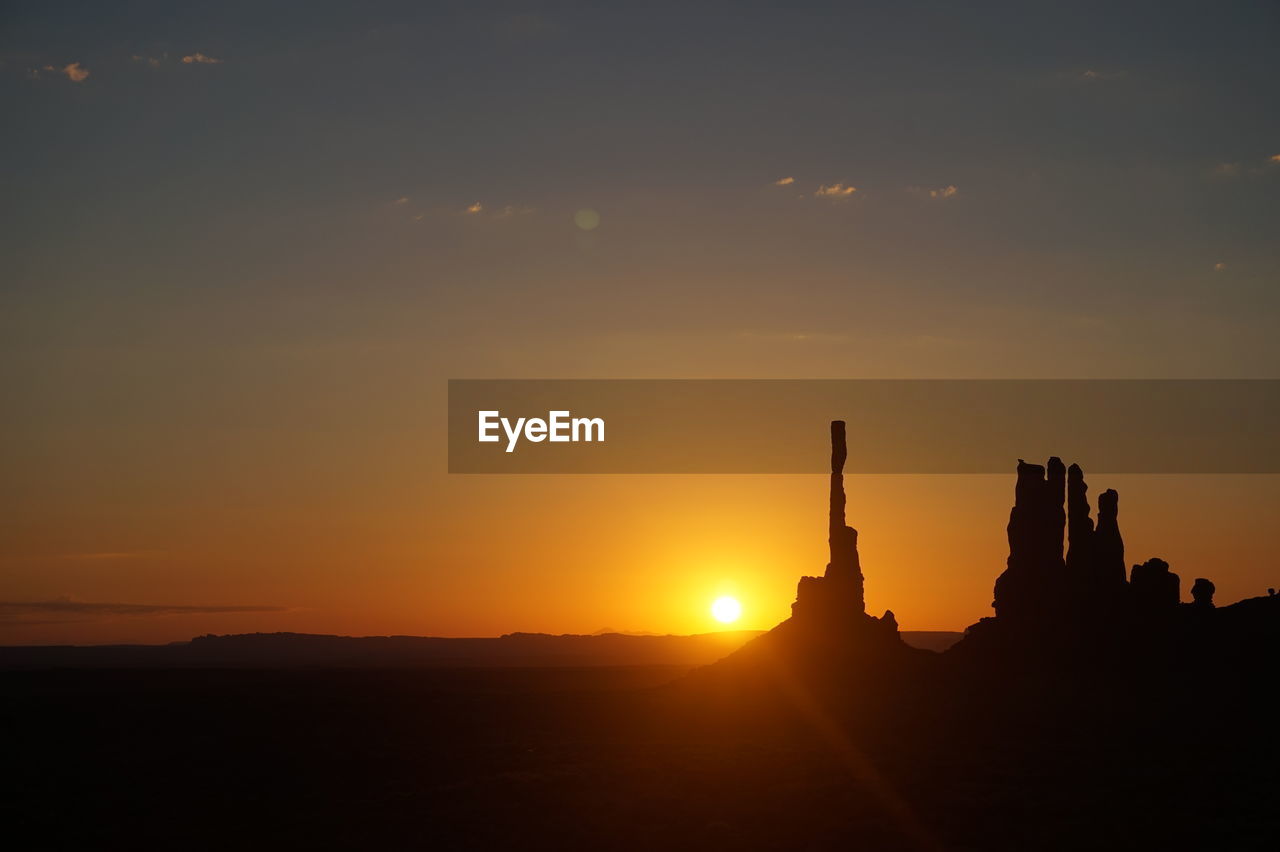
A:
1066,467,1129,610
792,421,872,624
1065,463,1094,573
993,459,1066,621
1093,488,1126,591
825,420,865,612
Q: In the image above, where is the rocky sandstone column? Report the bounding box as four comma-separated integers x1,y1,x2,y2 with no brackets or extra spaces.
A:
792,421,867,621
825,421,865,613
1094,489,1126,588
1065,463,1094,573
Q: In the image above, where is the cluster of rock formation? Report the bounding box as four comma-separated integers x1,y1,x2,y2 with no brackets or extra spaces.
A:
992,458,1216,630
717,420,1276,684
786,429,1217,642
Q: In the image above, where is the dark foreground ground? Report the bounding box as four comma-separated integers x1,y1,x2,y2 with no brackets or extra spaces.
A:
2,663,1274,851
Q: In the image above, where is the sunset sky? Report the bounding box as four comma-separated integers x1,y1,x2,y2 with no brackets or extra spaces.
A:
3,1,1278,644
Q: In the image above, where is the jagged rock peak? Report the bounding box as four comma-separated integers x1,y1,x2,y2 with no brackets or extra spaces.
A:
1191,578,1216,608
1132,558,1180,608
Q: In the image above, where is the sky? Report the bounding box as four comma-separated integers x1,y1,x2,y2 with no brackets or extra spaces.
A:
2,1,1278,643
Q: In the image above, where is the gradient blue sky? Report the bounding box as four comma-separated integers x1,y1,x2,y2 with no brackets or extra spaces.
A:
3,1,1278,642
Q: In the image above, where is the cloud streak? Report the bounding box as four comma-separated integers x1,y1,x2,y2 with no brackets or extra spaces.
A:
0,599,286,626
1078,69,1125,82
41,63,89,82
457,202,534,219
55,550,167,561
1210,154,1280,179
814,183,857,199
181,53,222,65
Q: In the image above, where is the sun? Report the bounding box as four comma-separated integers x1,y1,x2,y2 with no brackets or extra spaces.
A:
710,596,742,624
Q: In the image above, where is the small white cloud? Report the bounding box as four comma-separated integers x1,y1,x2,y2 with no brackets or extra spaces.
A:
814,183,857,199
1213,262,1227,272
42,62,89,82
1076,69,1125,82
774,176,795,186
465,202,483,214
909,184,960,200
181,53,222,65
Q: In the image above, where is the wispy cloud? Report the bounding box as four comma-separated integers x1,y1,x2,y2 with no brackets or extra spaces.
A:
392,196,410,205
1079,69,1124,81
459,201,535,219
1214,262,1227,272
181,52,222,65
1210,155,1279,179
739,330,851,344
814,183,857,200
774,176,795,186
40,62,89,82
57,551,166,562
0,598,286,626
131,54,163,68
908,184,960,200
